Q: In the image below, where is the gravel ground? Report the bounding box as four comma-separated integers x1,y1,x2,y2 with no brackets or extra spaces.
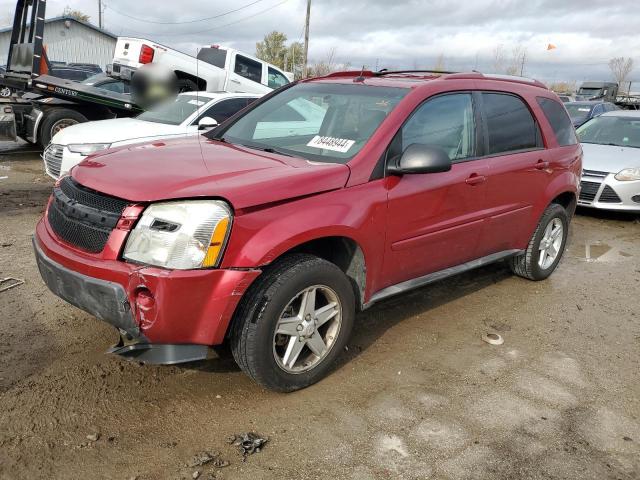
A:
1,146,639,480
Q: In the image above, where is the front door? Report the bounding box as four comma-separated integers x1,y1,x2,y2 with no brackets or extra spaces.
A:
382,92,490,288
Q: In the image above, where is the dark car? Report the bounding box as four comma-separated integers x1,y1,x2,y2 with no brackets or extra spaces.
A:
68,63,103,74
565,101,618,128
33,71,581,391
49,65,95,82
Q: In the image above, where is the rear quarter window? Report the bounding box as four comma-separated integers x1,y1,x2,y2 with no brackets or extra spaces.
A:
536,97,578,146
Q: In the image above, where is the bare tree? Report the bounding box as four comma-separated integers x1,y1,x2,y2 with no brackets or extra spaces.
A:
307,48,351,77
432,53,446,72
492,45,506,73
609,57,634,91
505,45,527,76
62,5,90,22
492,44,527,76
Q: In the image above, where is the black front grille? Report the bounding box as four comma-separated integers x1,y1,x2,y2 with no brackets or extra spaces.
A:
599,185,622,203
582,169,609,179
47,177,128,253
579,181,601,202
59,176,128,213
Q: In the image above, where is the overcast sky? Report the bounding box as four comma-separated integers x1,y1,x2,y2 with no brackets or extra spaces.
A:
1,0,638,84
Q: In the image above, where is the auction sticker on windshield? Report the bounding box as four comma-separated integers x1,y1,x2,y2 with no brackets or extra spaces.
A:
307,135,355,153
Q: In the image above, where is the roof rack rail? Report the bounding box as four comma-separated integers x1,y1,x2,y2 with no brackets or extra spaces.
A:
375,69,458,76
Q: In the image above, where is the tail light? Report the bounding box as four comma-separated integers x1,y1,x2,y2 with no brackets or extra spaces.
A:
139,44,155,64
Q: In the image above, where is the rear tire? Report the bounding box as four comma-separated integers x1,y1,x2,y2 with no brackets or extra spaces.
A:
39,109,88,148
509,203,569,281
229,254,355,392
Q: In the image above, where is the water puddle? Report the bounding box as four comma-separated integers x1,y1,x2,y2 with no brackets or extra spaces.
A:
568,242,633,262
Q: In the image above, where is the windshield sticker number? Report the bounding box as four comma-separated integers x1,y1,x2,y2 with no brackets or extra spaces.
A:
188,99,206,106
307,135,355,153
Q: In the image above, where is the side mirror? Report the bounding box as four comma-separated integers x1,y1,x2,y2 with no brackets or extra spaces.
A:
198,116,218,130
387,144,452,175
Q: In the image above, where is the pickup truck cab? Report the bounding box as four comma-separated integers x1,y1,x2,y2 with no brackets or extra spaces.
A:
111,38,291,94
33,71,581,392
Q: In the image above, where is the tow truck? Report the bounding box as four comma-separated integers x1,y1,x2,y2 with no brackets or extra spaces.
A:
0,0,142,147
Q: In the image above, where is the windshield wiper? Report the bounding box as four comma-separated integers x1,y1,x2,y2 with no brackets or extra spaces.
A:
237,143,293,157
261,147,293,157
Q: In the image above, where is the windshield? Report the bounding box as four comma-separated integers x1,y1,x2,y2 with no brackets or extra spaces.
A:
565,104,593,117
137,95,206,125
578,88,602,97
576,116,640,148
213,82,409,164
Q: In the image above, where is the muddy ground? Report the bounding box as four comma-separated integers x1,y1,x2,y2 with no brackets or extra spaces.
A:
0,143,639,480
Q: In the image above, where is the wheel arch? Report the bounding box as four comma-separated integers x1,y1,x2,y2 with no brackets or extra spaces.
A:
279,236,367,310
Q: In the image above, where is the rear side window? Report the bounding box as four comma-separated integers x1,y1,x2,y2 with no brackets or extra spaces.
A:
482,93,539,154
234,55,262,83
536,97,577,146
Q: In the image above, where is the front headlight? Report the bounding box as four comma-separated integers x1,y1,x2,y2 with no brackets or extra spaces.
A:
614,167,640,181
67,143,111,155
123,200,232,269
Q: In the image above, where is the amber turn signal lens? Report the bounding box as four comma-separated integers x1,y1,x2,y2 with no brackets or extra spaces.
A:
202,217,230,267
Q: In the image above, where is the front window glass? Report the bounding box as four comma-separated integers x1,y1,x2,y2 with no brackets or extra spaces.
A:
137,95,205,125
576,116,640,148
268,67,289,89
215,82,409,164
402,93,476,161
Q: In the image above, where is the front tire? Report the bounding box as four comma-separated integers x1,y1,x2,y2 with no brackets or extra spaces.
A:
229,254,355,392
509,203,569,281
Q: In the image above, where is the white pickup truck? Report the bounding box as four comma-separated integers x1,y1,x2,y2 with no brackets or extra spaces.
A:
110,38,292,95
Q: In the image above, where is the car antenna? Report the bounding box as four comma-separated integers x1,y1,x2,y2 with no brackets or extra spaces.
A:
354,65,366,83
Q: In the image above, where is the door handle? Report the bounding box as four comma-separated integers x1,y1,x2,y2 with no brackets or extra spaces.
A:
230,79,241,84
535,159,549,170
465,174,486,186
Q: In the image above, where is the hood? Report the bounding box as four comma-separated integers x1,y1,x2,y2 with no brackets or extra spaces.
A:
52,118,192,146
581,142,640,173
72,137,351,209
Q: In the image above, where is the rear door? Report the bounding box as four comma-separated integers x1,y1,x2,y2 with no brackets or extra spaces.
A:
227,54,268,94
476,92,549,256
382,92,490,287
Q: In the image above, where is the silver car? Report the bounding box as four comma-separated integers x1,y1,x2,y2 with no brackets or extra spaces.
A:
576,111,640,212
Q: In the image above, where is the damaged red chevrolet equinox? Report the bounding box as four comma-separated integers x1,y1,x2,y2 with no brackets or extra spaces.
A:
34,71,581,391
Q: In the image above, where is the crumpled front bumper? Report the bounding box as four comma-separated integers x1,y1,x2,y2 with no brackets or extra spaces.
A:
33,218,261,352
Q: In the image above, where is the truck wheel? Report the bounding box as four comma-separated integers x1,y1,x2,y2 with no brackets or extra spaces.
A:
509,203,569,281
0,87,11,98
39,109,88,148
176,78,198,93
229,254,355,392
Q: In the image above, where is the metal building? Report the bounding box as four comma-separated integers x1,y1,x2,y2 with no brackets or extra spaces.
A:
0,16,117,69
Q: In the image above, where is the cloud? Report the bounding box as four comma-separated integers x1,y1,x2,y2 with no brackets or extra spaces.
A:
0,0,638,82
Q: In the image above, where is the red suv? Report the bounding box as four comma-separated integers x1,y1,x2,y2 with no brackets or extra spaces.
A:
33,71,581,391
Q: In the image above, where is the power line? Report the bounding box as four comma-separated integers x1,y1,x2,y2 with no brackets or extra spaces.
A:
105,0,266,25
114,0,289,37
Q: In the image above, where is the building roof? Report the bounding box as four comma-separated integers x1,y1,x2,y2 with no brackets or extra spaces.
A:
0,16,117,39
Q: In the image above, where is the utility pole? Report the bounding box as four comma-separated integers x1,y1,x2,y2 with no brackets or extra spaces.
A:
303,0,311,78
98,0,103,29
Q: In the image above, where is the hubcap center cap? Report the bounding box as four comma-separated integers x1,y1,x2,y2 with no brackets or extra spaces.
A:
298,319,316,338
